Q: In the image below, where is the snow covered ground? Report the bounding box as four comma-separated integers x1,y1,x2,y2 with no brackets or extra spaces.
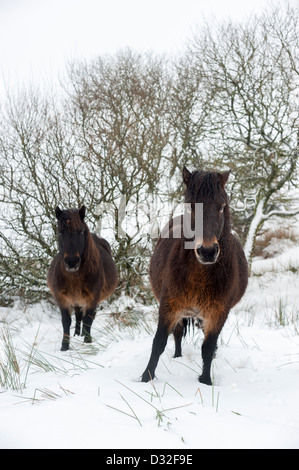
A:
0,247,299,449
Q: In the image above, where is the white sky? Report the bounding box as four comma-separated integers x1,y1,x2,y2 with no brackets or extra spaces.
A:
0,0,297,95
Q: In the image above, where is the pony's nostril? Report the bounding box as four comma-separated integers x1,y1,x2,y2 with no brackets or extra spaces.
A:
196,243,219,264
65,256,80,270
196,245,202,256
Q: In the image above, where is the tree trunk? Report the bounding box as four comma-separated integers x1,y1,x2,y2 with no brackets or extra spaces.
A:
243,198,265,265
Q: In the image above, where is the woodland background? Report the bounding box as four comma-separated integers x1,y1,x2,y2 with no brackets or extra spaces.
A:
0,4,298,304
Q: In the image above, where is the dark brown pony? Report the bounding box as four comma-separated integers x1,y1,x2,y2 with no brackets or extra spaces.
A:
47,205,118,351
141,168,248,385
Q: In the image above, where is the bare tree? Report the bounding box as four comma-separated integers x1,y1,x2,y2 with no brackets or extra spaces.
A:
64,50,173,294
188,3,299,263
1,6,298,303
0,88,87,301
0,51,173,302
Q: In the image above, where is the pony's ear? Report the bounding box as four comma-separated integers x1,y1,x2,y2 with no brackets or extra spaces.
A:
79,205,86,221
219,170,231,188
183,166,192,186
55,206,62,219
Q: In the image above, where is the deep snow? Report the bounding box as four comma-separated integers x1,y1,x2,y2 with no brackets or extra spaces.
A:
0,248,299,449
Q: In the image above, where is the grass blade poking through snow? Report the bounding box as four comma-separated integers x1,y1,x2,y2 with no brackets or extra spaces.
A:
106,394,143,427
0,325,22,391
113,380,193,428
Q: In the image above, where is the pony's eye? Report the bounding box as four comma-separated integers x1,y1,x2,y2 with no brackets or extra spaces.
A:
220,204,226,213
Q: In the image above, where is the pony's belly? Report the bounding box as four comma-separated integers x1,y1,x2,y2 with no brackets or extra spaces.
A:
59,288,95,310
180,307,202,319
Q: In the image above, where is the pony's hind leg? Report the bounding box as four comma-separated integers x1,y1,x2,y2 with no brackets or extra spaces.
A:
74,307,83,337
173,320,185,358
60,308,71,351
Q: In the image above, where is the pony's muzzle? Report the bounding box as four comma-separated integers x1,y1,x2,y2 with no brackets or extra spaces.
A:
195,242,220,265
64,254,81,273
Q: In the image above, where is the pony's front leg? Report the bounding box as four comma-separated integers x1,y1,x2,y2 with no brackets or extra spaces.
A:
141,298,174,382
60,308,71,351
199,331,219,385
141,319,169,382
74,307,83,336
82,308,96,343
199,313,227,385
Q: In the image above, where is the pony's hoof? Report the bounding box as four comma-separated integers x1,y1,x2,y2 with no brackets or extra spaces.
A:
199,374,212,386
61,343,69,351
141,371,153,382
173,352,182,358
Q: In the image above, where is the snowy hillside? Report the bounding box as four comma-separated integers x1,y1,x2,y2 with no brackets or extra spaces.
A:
0,246,299,449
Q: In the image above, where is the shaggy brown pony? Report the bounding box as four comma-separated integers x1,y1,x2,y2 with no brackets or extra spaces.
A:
141,168,248,385
48,206,118,351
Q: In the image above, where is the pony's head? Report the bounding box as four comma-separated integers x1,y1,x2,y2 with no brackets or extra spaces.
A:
55,205,87,273
183,167,230,265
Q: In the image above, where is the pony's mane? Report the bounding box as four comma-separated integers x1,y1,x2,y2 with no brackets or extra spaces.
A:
58,209,84,232
185,171,225,200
